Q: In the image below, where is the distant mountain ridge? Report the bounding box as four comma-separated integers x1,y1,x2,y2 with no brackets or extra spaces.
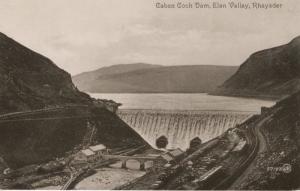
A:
72,64,238,93
213,36,300,99
72,63,162,92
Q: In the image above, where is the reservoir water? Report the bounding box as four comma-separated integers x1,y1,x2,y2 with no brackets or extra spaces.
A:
89,93,275,112
89,93,275,150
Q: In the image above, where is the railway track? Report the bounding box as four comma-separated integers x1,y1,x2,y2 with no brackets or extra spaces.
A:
0,104,89,120
163,116,261,190
154,138,221,190
61,173,74,190
0,116,92,123
154,116,261,190
210,118,260,190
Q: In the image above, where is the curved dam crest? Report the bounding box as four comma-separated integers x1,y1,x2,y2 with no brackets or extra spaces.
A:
117,109,254,150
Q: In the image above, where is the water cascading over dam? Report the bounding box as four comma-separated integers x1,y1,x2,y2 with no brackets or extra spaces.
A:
117,109,253,150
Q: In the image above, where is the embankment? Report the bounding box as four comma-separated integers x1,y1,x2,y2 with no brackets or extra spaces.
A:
0,106,148,169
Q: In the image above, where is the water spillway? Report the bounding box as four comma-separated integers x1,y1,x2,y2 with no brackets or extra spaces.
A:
117,109,253,150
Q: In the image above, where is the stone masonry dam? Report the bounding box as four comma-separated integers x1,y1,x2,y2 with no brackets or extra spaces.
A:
117,109,254,150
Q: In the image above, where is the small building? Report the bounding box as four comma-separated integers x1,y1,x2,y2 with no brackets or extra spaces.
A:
187,160,193,166
75,149,95,161
168,148,184,160
71,149,97,167
92,99,121,113
104,101,122,113
161,153,174,163
232,140,247,152
147,154,161,157
3,168,12,175
89,144,108,155
82,149,95,157
159,148,185,165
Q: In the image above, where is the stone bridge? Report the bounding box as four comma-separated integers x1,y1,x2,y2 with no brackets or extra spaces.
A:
102,154,163,170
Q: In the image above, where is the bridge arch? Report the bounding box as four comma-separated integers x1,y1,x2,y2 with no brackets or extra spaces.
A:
103,154,162,171
121,158,153,171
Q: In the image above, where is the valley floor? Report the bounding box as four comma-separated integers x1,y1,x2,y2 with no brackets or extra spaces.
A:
1,96,300,190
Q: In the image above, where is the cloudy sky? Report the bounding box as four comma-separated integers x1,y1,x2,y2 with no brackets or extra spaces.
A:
0,0,299,75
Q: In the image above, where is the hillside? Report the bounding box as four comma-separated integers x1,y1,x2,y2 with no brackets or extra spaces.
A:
213,36,300,99
0,32,148,168
0,32,92,113
73,65,238,93
233,91,300,189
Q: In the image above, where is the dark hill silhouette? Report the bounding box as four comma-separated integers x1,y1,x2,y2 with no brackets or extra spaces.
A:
213,36,300,99
0,32,148,168
0,32,92,113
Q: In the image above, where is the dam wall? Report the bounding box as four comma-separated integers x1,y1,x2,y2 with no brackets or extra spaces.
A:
117,109,253,150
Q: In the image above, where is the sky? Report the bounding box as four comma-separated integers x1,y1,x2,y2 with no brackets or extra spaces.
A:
0,0,300,75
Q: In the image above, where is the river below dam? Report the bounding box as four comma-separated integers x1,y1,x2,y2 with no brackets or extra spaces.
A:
89,93,275,150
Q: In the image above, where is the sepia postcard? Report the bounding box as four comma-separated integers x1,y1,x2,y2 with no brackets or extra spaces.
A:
0,0,299,190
